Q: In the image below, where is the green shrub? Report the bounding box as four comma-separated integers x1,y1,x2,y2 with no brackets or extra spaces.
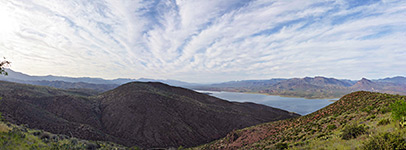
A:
363,132,406,150
390,99,406,127
129,146,140,150
327,124,337,130
378,106,391,114
274,142,288,150
85,142,99,150
341,124,367,140
40,133,50,142
361,106,374,113
71,139,78,145
377,118,390,126
366,115,376,120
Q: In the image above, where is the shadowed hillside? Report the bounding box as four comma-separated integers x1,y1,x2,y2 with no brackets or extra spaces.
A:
0,81,298,148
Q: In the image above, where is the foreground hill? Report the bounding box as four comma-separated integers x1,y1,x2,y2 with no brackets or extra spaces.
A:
0,120,130,149
197,91,406,149
195,76,406,98
0,81,298,148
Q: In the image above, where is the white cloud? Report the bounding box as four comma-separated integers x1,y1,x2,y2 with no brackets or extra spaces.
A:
0,0,405,83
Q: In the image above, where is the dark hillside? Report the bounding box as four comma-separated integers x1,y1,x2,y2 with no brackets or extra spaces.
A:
0,81,117,143
98,82,299,148
0,81,298,148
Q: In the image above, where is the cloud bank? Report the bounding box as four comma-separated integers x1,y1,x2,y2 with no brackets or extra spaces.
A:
0,0,405,83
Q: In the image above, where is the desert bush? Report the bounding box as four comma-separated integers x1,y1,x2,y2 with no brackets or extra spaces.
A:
378,106,391,114
40,132,50,143
341,124,367,140
71,139,78,145
129,146,140,150
362,132,406,150
361,106,374,113
85,142,99,150
58,134,69,140
275,142,288,150
32,131,41,136
390,99,406,128
9,128,26,139
377,118,390,126
51,135,58,142
366,115,376,120
327,124,337,130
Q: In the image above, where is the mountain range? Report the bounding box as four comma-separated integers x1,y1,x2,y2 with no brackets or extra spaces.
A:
0,69,198,90
195,76,406,98
0,81,298,148
1,69,406,98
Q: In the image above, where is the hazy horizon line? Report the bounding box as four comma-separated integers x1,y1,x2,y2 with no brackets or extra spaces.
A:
4,68,404,84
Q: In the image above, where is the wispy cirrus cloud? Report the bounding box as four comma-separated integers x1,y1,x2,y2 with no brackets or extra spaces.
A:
0,0,405,83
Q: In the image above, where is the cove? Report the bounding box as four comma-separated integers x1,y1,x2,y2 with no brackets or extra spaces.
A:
198,90,337,115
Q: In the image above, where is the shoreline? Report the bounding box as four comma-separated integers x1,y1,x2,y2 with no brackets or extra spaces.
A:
196,89,341,100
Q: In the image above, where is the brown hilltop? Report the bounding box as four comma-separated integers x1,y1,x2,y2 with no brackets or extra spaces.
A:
0,81,298,148
351,78,377,90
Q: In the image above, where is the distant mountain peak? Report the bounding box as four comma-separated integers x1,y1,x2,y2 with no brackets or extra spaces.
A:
357,78,373,84
351,78,377,90
360,77,370,81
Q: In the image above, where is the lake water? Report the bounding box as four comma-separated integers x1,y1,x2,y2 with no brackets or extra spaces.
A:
197,90,337,115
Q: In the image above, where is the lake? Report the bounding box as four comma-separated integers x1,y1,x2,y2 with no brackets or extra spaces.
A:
197,90,338,115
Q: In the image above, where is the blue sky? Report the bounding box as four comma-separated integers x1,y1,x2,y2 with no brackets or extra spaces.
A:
0,0,405,83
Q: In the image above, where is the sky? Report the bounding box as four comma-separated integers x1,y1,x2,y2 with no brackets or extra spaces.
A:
0,0,405,83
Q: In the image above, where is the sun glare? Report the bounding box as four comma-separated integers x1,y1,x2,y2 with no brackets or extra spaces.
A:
0,8,17,35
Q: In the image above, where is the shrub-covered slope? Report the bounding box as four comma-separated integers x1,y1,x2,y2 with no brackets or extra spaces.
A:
0,120,132,149
197,91,406,149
